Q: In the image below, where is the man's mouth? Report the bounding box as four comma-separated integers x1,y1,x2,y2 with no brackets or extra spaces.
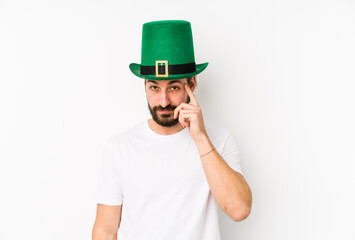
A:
158,110,172,113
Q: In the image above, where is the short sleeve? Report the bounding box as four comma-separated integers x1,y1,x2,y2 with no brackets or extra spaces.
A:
96,136,124,205
220,130,244,176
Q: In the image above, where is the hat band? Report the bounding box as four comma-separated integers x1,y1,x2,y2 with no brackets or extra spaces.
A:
140,62,196,75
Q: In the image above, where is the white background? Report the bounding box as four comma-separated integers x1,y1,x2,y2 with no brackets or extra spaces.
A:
1,0,354,239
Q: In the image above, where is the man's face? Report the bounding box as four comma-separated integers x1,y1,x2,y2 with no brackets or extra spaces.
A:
145,78,191,127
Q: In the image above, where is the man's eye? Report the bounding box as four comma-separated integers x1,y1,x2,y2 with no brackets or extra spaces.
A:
149,86,179,90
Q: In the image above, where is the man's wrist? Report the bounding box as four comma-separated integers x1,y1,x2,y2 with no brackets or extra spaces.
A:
195,133,215,157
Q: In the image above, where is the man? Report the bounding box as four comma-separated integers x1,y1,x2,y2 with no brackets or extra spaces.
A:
92,20,252,240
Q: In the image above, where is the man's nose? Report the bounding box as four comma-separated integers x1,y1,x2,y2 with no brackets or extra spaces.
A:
159,91,171,108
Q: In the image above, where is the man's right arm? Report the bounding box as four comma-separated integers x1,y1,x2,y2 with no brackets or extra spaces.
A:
92,204,122,240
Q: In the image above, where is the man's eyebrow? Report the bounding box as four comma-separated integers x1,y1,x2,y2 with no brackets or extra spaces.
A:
146,80,183,85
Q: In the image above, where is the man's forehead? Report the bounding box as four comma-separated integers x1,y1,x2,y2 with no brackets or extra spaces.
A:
145,79,186,85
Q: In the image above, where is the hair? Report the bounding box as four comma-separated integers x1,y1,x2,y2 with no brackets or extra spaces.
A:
187,77,192,85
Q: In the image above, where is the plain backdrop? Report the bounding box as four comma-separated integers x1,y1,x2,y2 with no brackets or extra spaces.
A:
0,0,354,239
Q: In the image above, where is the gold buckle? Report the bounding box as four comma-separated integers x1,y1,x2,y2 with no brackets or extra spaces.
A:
155,60,169,77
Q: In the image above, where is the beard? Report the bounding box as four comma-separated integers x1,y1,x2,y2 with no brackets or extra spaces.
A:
147,95,191,127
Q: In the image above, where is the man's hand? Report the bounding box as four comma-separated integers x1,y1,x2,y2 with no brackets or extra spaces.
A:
173,83,207,142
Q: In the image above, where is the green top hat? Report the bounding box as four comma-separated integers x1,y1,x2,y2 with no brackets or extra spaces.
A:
129,20,209,80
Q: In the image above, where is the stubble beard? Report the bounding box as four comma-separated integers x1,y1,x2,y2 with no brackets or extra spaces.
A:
147,95,191,127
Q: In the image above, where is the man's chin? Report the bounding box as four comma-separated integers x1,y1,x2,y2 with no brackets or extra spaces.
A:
153,115,179,127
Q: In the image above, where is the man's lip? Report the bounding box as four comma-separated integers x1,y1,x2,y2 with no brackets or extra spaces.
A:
159,110,172,113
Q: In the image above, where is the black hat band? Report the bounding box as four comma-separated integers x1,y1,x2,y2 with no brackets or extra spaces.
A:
140,62,196,75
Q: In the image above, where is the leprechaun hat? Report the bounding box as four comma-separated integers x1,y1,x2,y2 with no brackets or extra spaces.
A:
129,20,209,80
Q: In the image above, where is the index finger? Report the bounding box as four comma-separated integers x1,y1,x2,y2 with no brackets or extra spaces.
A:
184,83,199,106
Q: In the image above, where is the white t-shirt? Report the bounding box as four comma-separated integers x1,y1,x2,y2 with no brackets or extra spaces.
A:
96,118,244,240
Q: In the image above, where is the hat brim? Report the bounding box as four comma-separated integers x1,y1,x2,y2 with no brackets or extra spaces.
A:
129,62,209,80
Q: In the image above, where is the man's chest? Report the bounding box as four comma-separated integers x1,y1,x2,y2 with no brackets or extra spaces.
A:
118,141,209,200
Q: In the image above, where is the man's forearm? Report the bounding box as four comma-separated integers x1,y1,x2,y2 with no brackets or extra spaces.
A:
92,227,117,240
195,133,252,221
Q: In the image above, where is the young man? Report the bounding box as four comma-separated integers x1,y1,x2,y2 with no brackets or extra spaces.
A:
92,20,252,240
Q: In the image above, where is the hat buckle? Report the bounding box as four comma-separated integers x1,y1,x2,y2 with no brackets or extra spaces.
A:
155,60,169,77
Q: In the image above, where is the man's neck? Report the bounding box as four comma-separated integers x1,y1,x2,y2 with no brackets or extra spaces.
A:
148,118,185,136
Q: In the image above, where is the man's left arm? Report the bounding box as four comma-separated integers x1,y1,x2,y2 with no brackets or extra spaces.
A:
173,83,252,221
195,134,252,222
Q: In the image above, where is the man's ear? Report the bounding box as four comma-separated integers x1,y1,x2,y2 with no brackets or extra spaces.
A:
189,76,197,92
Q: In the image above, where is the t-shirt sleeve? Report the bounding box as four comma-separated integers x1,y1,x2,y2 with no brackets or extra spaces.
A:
220,130,244,176
95,136,124,205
